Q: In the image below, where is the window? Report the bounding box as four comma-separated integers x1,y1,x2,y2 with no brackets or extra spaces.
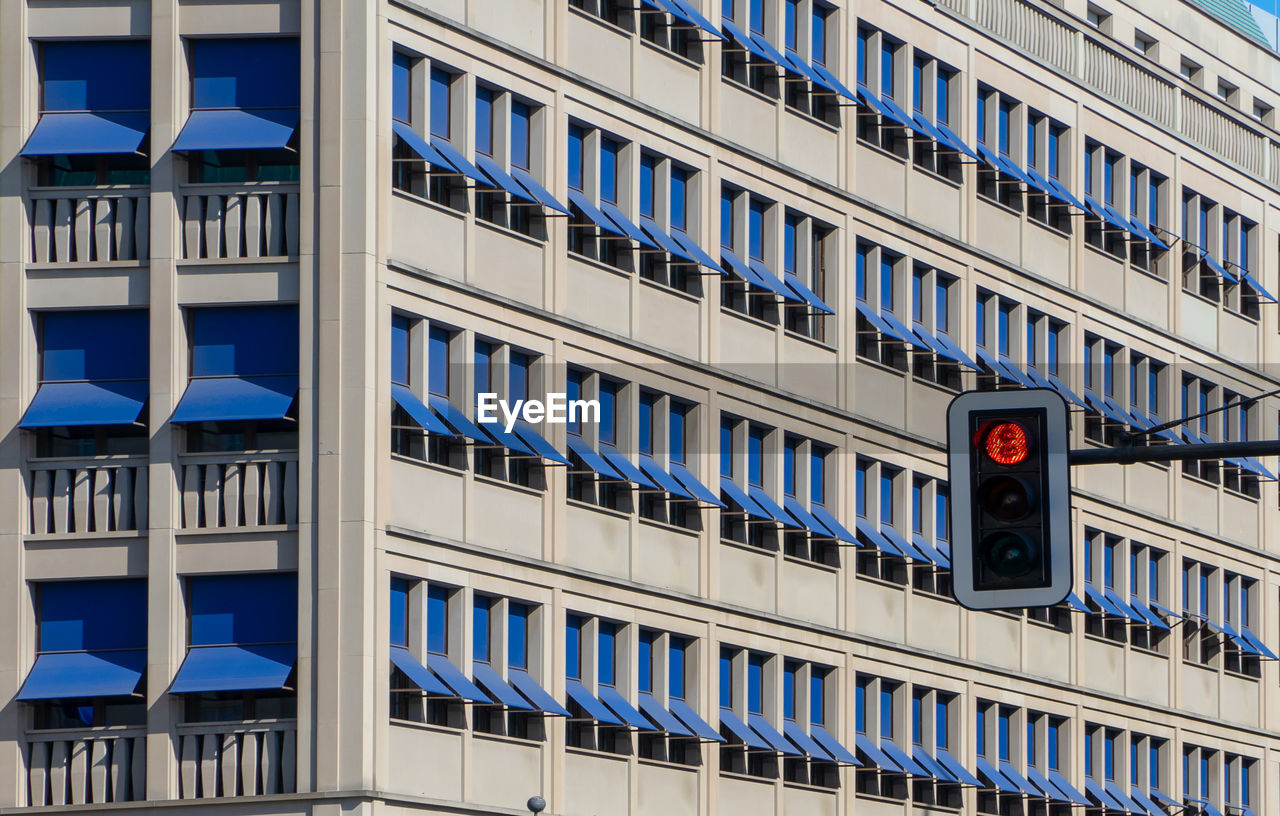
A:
29,41,152,186
570,0,632,29
1133,31,1157,56
389,315,469,467
1252,100,1273,124
1180,58,1203,86
908,51,964,180
720,185,784,322
473,339,547,487
638,0,706,61
566,124,637,269
1217,79,1239,106
182,39,300,184
1085,3,1111,30
854,25,910,156
974,86,1024,208
909,265,964,388
721,0,780,97
638,153,707,295
1180,375,1221,483
854,241,909,370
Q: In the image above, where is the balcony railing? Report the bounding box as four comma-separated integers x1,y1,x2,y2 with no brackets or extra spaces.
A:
29,188,150,264
180,184,300,261
27,457,149,536
177,452,298,530
176,721,296,799
26,727,145,806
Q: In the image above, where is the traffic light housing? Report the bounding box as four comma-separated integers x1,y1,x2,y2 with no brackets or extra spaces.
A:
946,389,1071,610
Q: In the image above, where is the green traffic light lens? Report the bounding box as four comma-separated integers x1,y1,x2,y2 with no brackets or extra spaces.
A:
979,532,1040,578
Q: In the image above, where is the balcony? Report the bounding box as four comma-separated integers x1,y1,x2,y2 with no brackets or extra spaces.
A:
27,457,148,536
29,188,149,264
177,452,298,530
26,727,145,806
177,721,296,799
180,184,299,261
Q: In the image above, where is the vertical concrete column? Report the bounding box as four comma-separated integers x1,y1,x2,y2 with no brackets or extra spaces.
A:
0,0,32,805
146,0,181,799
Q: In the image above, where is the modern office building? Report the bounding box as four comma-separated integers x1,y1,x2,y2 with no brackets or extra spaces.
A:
3,0,1280,814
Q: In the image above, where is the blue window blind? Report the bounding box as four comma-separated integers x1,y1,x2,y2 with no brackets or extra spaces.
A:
1200,755,1208,798
1104,152,1117,204
936,699,948,748
1083,536,1094,584
998,100,1012,155
511,101,531,170
1084,147,1094,196
912,694,923,744
640,153,656,219
976,707,986,755
1129,550,1138,594
638,392,654,455
855,243,867,300
936,69,950,123
1199,203,1210,247
191,305,298,378
568,125,585,191
390,577,408,648
1047,326,1059,375
976,90,988,144
1149,744,1158,787
1198,390,1208,435
1129,170,1138,216
566,614,583,679
936,277,950,334
911,269,924,323
669,637,686,699
1084,731,1094,776
40,579,146,653
810,672,824,724
912,57,924,113
392,53,412,124
810,447,825,505
1048,125,1062,179
747,426,764,486
719,648,732,707
598,621,616,686
880,687,893,737
1104,732,1115,780
721,420,734,476
749,0,764,33
189,573,296,646
881,41,894,97
856,28,868,86
721,189,734,248
391,314,410,386
783,215,798,274
1048,719,1060,770
599,379,617,445
430,68,451,138
1198,573,1208,617
1148,177,1160,227
747,653,764,714
638,630,654,693
1131,743,1139,785
997,709,1010,761
855,680,866,732
426,585,449,654
748,199,765,260
508,603,528,669
936,489,949,542
42,310,147,383
192,38,299,110
812,5,828,64
475,86,493,156
723,0,733,18
566,369,583,434
670,167,688,232
782,661,796,719
42,41,150,113
880,470,894,525
1027,319,1037,365
1103,539,1115,588
975,294,987,347
510,352,530,402
473,595,491,663
911,481,923,534
880,255,895,311
600,138,620,204
428,327,450,397
1027,120,1036,168
784,0,798,50
783,438,796,496
474,341,492,395
997,302,1010,355
856,461,867,517
1028,721,1036,764
1083,343,1093,390
670,402,687,464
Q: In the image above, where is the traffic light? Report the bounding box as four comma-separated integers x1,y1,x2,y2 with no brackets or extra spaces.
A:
946,389,1071,610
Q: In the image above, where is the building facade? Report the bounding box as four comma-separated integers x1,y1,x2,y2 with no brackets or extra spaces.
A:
3,0,1280,814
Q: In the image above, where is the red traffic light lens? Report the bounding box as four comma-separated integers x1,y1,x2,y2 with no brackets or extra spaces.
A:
982,422,1030,465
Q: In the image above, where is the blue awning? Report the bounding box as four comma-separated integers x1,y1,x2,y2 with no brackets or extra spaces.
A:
881,739,930,777
567,435,624,480
597,685,656,730
477,419,537,457
566,678,623,725
1106,780,1145,814
567,190,627,239
881,97,931,139
1150,600,1181,622
428,395,494,445
600,201,661,250
721,20,775,64
914,533,951,569
784,272,834,314
431,137,487,186
392,120,452,167
427,653,491,703
1241,271,1278,303
662,0,724,39
669,462,725,507
855,733,901,772
784,721,834,761
170,644,295,694
638,692,695,736
1130,787,1166,816
1085,778,1126,811
1048,769,1090,805
811,724,859,764
1084,584,1124,617
20,380,147,428
171,376,297,423
749,258,805,303
173,108,298,152
720,707,771,750
669,697,725,742
1064,592,1090,613
22,111,149,157
932,332,981,371
937,748,984,787
638,453,698,500
784,496,835,538
1103,587,1143,623
1125,216,1169,250
670,229,724,273
882,312,930,351
600,444,661,489
1204,253,1238,283
721,248,769,289
390,645,452,696
883,525,929,562
811,504,858,544
856,517,909,559
749,485,801,528
640,216,701,266
1026,766,1069,803
810,62,858,102
1026,167,1081,212
748,713,803,756
475,154,538,205
1129,596,1170,630
976,757,1019,793
857,301,906,342
509,167,571,216
390,383,453,436
913,746,956,781
934,121,983,161
745,31,791,73
1240,627,1279,660
472,662,535,710
508,668,571,716
853,85,896,121
1048,373,1090,410
1000,760,1042,796
721,477,772,521
511,421,572,466
17,649,145,700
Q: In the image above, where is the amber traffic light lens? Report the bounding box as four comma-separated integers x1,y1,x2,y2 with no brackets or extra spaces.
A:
978,475,1033,521
982,422,1030,466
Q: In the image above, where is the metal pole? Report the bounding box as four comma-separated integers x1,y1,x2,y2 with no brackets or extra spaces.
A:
1069,440,1280,466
